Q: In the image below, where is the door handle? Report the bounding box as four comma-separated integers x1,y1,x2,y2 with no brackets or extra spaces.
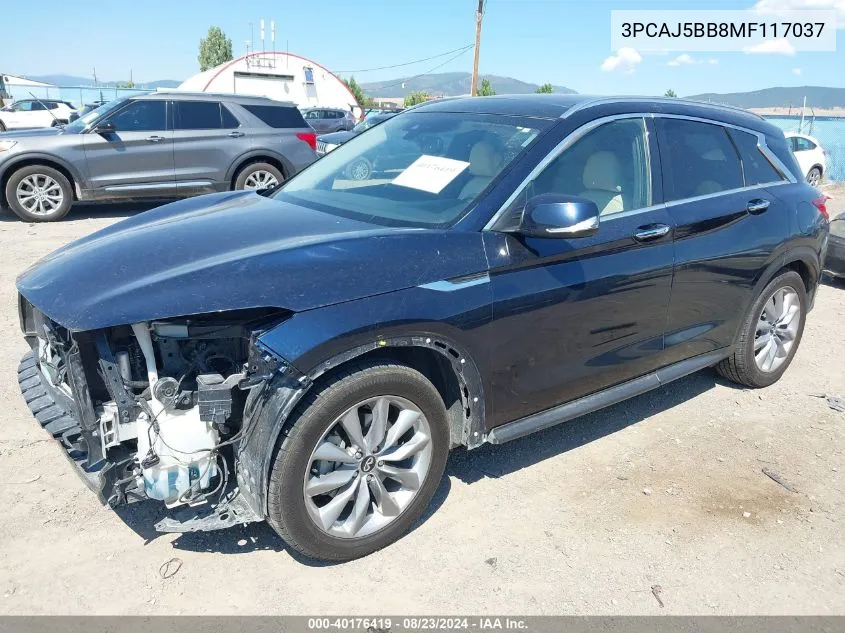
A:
746,198,770,214
228,131,245,138
146,135,165,143
634,224,671,242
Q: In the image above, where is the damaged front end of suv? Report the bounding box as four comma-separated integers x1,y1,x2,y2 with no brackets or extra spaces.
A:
18,299,293,530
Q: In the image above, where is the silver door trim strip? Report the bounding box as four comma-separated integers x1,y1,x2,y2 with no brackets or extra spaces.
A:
419,273,491,292
484,112,796,232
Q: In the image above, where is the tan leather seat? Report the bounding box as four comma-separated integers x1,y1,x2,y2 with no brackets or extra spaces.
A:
579,151,624,215
459,141,504,199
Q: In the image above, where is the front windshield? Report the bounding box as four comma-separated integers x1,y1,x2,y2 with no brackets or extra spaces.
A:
276,111,550,228
63,99,124,133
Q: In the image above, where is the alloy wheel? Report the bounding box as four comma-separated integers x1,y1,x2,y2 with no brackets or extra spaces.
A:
303,395,433,539
243,170,279,189
16,174,64,216
754,286,801,373
807,168,821,187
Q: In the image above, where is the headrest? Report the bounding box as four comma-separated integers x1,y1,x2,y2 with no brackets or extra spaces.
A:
468,140,503,177
582,151,622,193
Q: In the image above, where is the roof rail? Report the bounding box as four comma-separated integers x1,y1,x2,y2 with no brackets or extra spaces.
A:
561,95,766,121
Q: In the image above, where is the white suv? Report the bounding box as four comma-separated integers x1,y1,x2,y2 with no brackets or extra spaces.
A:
785,132,827,187
0,99,77,131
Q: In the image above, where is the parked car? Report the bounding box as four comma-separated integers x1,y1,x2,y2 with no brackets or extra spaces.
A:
824,209,845,279
785,132,827,186
316,111,398,156
0,92,317,221
15,95,827,561
68,101,109,122
0,99,77,131
302,107,356,134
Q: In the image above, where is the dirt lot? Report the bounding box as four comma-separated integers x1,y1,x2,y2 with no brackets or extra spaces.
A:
0,192,843,615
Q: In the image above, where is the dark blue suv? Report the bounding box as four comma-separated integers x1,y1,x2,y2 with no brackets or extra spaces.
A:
15,95,828,561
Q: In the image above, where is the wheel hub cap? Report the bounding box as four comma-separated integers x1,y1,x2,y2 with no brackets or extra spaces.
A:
243,170,279,189
754,287,801,373
303,395,432,539
16,174,63,216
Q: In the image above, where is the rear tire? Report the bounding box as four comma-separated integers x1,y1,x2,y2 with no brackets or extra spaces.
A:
234,162,284,190
807,166,822,187
266,361,450,561
716,270,806,388
5,164,73,222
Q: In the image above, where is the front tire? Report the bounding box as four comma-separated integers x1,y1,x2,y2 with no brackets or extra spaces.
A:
5,165,73,222
234,162,284,191
716,270,806,388
267,361,450,561
807,166,822,187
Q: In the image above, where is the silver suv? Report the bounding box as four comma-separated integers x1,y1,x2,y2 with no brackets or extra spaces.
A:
0,92,318,221
302,107,356,134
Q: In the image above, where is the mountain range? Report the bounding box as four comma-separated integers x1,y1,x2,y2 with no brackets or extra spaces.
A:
685,86,845,109
28,74,181,89
360,72,575,98
22,72,845,109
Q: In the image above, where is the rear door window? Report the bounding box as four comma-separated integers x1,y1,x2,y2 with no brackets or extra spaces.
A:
794,137,816,151
242,104,307,128
175,101,223,130
656,118,743,201
728,129,784,185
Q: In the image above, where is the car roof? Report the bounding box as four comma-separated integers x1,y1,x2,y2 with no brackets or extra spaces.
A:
133,91,296,106
412,94,778,134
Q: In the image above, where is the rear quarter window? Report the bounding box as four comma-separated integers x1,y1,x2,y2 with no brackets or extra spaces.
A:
728,129,784,185
243,104,308,128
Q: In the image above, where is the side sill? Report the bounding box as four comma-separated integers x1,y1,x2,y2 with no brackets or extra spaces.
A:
485,349,730,445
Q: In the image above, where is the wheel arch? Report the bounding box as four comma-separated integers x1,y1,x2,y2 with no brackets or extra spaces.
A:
227,150,294,188
0,154,82,208
237,333,487,517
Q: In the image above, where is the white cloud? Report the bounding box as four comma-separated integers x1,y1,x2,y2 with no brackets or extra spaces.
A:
793,67,803,75
601,48,642,73
667,53,696,66
667,54,720,66
752,0,845,28
743,38,797,55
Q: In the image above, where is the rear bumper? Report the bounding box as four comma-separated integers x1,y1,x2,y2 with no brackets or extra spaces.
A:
824,235,845,278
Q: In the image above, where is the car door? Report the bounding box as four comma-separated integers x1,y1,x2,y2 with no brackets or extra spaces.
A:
484,116,675,426
3,101,36,129
655,116,791,365
172,100,245,195
82,99,175,197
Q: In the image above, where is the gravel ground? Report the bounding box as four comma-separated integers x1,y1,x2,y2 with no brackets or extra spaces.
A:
0,191,843,615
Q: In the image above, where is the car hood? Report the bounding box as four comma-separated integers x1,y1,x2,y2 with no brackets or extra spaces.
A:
318,131,356,144
17,191,487,331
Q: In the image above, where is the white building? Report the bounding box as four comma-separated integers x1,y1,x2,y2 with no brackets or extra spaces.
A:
0,73,57,103
178,51,362,118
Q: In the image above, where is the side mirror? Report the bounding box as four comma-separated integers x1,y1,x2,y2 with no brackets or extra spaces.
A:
519,194,600,238
68,112,79,122
92,121,115,135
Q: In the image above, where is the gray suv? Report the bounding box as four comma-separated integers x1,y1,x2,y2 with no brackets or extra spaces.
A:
0,92,318,221
302,107,356,134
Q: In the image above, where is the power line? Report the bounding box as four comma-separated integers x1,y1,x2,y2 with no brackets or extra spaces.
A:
334,44,473,74
368,46,474,91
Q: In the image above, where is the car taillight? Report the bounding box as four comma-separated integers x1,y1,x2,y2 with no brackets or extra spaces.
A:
296,132,317,151
812,195,830,220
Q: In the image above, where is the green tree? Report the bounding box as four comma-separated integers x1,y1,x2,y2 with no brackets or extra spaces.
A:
535,83,554,94
115,80,135,89
478,78,495,96
198,26,233,72
664,89,678,98
343,76,366,106
404,91,430,107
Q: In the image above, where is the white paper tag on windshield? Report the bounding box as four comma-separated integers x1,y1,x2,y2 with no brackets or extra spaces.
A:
391,155,470,194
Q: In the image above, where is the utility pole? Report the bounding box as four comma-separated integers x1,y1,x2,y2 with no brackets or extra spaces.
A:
470,0,484,96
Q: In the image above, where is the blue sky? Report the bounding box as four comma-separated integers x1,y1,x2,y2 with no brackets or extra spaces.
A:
3,0,843,95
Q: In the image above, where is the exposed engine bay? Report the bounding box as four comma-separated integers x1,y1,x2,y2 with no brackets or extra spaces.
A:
21,300,287,526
